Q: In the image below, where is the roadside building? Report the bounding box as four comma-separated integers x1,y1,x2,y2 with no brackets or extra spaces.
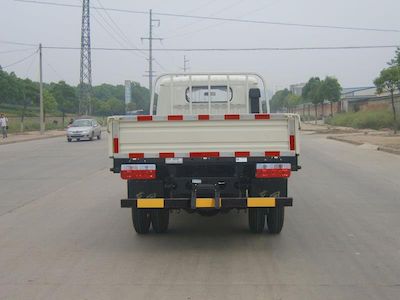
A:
290,83,306,96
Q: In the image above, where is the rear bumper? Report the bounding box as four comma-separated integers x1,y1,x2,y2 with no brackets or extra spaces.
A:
121,197,293,209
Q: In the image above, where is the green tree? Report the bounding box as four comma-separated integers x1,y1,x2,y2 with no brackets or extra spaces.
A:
19,79,39,132
286,94,301,113
374,66,400,133
388,47,400,67
43,90,57,122
303,77,323,123
270,89,290,112
49,81,78,126
320,76,342,116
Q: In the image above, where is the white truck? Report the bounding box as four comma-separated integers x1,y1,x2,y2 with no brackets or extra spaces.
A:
108,73,301,234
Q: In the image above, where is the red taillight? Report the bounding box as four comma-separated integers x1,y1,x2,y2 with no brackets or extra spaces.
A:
120,164,156,180
256,163,291,178
113,138,119,153
290,135,296,151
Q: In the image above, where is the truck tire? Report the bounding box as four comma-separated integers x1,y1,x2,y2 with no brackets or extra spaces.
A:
248,208,265,233
151,209,169,233
132,208,151,234
267,206,285,234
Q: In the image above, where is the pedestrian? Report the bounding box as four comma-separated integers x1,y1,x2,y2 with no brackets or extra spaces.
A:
0,113,8,138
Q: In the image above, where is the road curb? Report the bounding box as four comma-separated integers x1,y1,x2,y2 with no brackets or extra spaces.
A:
327,136,363,146
0,132,65,146
377,146,400,156
327,136,400,156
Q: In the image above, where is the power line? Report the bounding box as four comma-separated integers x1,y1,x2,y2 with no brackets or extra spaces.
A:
91,6,148,62
39,45,400,52
0,48,36,54
0,40,37,47
14,0,400,33
1,50,38,69
94,0,145,56
164,0,243,39
166,0,285,40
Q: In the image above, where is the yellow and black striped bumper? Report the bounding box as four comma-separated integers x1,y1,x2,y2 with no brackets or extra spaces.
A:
121,197,293,209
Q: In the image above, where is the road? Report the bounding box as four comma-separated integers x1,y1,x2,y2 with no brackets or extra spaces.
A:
0,133,399,300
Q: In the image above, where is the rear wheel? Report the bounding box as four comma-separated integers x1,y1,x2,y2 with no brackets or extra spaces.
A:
248,208,265,233
67,138,72,142
132,208,151,234
151,209,169,233
267,206,285,234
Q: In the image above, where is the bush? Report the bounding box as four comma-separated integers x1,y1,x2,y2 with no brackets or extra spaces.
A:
327,110,400,130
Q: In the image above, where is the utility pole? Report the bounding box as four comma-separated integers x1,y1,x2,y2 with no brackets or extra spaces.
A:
39,43,44,135
80,0,92,115
183,55,189,73
142,9,162,101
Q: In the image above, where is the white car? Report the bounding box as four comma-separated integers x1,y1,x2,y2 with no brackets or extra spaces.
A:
66,119,101,142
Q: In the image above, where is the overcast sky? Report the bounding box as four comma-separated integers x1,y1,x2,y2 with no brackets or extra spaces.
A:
1,0,400,92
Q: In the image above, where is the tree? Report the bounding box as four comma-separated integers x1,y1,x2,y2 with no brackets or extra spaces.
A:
270,89,290,112
19,79,39,132
303,77,323,123
43,90,57,123
50,81,78,126
286,94,301,113
320,76,342,116
388,47,400,67
374,66,400,133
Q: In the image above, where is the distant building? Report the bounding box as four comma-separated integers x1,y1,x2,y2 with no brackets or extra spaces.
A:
341,86,378,112
290,83,306,96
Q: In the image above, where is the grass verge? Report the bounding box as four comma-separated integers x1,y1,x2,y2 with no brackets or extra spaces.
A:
326,110,399,130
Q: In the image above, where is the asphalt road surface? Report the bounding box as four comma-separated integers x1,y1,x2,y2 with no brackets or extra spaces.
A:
0,133,399,300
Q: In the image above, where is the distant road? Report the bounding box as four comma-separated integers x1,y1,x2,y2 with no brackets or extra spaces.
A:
0,133,399,299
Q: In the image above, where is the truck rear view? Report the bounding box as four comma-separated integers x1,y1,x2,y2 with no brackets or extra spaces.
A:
109,73,300,234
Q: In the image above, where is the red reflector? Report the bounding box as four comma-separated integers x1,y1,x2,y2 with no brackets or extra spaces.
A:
255,114,270,120
129,153,145,159
190,152,220,158
198,115,210,120
168,115,183,121
137,115,153,121
235,151,250,157
290,135,296,151
224,114,240,120
265,151,280,157
159,152,175,158
113,138,119,153
256,169,291,178
121,170,156,180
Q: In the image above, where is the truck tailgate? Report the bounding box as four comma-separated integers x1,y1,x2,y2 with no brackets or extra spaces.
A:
108,114,300,158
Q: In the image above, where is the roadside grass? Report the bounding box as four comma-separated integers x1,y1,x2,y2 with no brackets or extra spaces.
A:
0,104,39,117
7,117,69,133
326,110,399,130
